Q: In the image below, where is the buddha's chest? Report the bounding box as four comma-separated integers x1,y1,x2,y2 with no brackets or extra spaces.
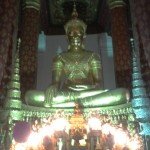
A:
65,60,89,71
62,53,90,71
61,53,92,79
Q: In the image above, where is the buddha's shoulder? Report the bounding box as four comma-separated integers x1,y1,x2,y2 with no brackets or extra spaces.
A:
84,50,98,55
52,52,69,62
85,50,100,58
53,50,100,60
58,51,69,57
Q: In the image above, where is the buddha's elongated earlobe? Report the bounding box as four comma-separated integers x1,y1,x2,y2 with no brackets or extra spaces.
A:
83,34,86,39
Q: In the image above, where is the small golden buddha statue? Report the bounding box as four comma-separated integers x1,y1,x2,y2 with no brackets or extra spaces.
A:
25,4,130,108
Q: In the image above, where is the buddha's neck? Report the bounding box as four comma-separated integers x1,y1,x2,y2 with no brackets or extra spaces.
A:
69,45,83,52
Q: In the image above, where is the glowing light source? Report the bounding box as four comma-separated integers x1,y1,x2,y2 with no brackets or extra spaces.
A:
51,118,70,133
10,111,143,150
88,117,101,130
101,123,113,134
26,131,43,147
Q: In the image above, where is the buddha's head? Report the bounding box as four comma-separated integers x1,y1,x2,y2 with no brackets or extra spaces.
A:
64,3,87,49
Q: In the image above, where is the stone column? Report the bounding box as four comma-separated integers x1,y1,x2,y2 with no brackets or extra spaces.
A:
19,0,41,101
108,0,132,91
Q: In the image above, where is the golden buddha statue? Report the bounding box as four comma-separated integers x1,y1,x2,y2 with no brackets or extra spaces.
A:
25,4,130,108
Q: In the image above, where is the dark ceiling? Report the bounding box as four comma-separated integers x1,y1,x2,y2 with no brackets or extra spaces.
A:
39,0,131,36
40,0,111,35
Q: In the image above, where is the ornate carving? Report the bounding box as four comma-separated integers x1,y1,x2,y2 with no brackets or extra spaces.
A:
108,0,125,9
22,0,41,11
47,0,100,25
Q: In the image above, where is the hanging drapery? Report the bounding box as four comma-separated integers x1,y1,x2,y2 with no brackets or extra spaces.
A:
19,0,41,102
0,0,19,106
130,0,150,96
108,0,132,92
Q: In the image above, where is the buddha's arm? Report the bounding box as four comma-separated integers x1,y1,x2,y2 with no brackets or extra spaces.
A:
52,55,64,88
90,53,102,87
44,55,64,106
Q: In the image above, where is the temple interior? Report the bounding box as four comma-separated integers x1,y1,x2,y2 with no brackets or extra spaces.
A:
0,0,150,150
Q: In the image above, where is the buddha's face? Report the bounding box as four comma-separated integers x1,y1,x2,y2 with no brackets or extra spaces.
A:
67,26,84,48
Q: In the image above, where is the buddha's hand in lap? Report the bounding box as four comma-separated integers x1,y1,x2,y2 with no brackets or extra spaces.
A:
44,84,58,107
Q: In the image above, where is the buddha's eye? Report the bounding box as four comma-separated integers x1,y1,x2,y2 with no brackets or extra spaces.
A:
68,31,74,37
77,32,81,36
68,30,83,39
